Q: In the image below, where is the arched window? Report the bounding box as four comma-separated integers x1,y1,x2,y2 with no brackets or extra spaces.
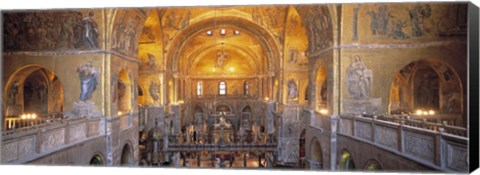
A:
197,81,202,96
244,81,249,96
219,81,226,95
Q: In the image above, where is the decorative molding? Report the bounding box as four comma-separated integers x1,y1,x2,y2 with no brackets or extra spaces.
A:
307,39,464,58
3,50,141,63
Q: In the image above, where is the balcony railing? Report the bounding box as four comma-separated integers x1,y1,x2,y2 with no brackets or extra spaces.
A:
366,114,467,137
2,113,64,136
337,114,468,172
166,143,277,152
2,117,103,164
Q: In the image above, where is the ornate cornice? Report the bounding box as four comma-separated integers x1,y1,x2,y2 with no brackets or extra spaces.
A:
3,50,141,63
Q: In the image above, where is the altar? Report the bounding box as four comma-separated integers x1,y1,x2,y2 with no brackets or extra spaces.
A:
209,115,235,144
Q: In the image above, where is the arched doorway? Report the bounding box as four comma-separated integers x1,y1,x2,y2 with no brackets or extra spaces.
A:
310,138,323,169
389,60,463,125
90,154,104,166
121,143,133,166
339,150,355,170
4,65,63,120
363,159,382,170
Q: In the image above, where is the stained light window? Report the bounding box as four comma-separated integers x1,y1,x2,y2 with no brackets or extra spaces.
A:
244,81,249,96
197,81,202,96
219,81,226,95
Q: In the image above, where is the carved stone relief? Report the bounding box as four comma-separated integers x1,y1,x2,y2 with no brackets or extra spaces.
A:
339,118,353,135
68,124,86,143
354,121,371,140
2,142,19,162
18,137,34,158
446,143,468,171
404,131,434,163
87,120,100,137
374,125,398,149
41,129,65,152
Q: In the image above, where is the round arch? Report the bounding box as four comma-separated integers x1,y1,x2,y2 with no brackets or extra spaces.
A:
309,137,323,169
4,64,64,117
388,59,463,124
241,105,252,113
120,141,134,166
295,5,338,54
89,153,105,166
363,159,383,170
185,43,260,76
339,149,355,171
215,103,233,114
166,15,281,73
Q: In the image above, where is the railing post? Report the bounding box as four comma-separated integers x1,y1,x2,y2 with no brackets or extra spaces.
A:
398,120,405,153
372,115,377,143
352,115,356,137
435,127,444,167
35,127,42,154
64,119,70,144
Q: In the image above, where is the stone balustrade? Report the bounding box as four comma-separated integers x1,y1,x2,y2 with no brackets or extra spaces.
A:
166,143,277,152
337,115,468,172
2,113,64,133
1,117,104,164
372,114,467,137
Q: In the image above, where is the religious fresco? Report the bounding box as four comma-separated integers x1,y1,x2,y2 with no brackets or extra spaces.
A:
299,6,334,53
69,61,102,118
251,6,288,44
111,9,147,56
346,55,372,100
3,10,102,51
342,3,467,43
389,60,463,114
0,2,470,172
284,6,309,68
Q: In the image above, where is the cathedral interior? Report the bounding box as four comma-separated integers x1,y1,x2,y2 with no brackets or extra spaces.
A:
0,2,476,173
